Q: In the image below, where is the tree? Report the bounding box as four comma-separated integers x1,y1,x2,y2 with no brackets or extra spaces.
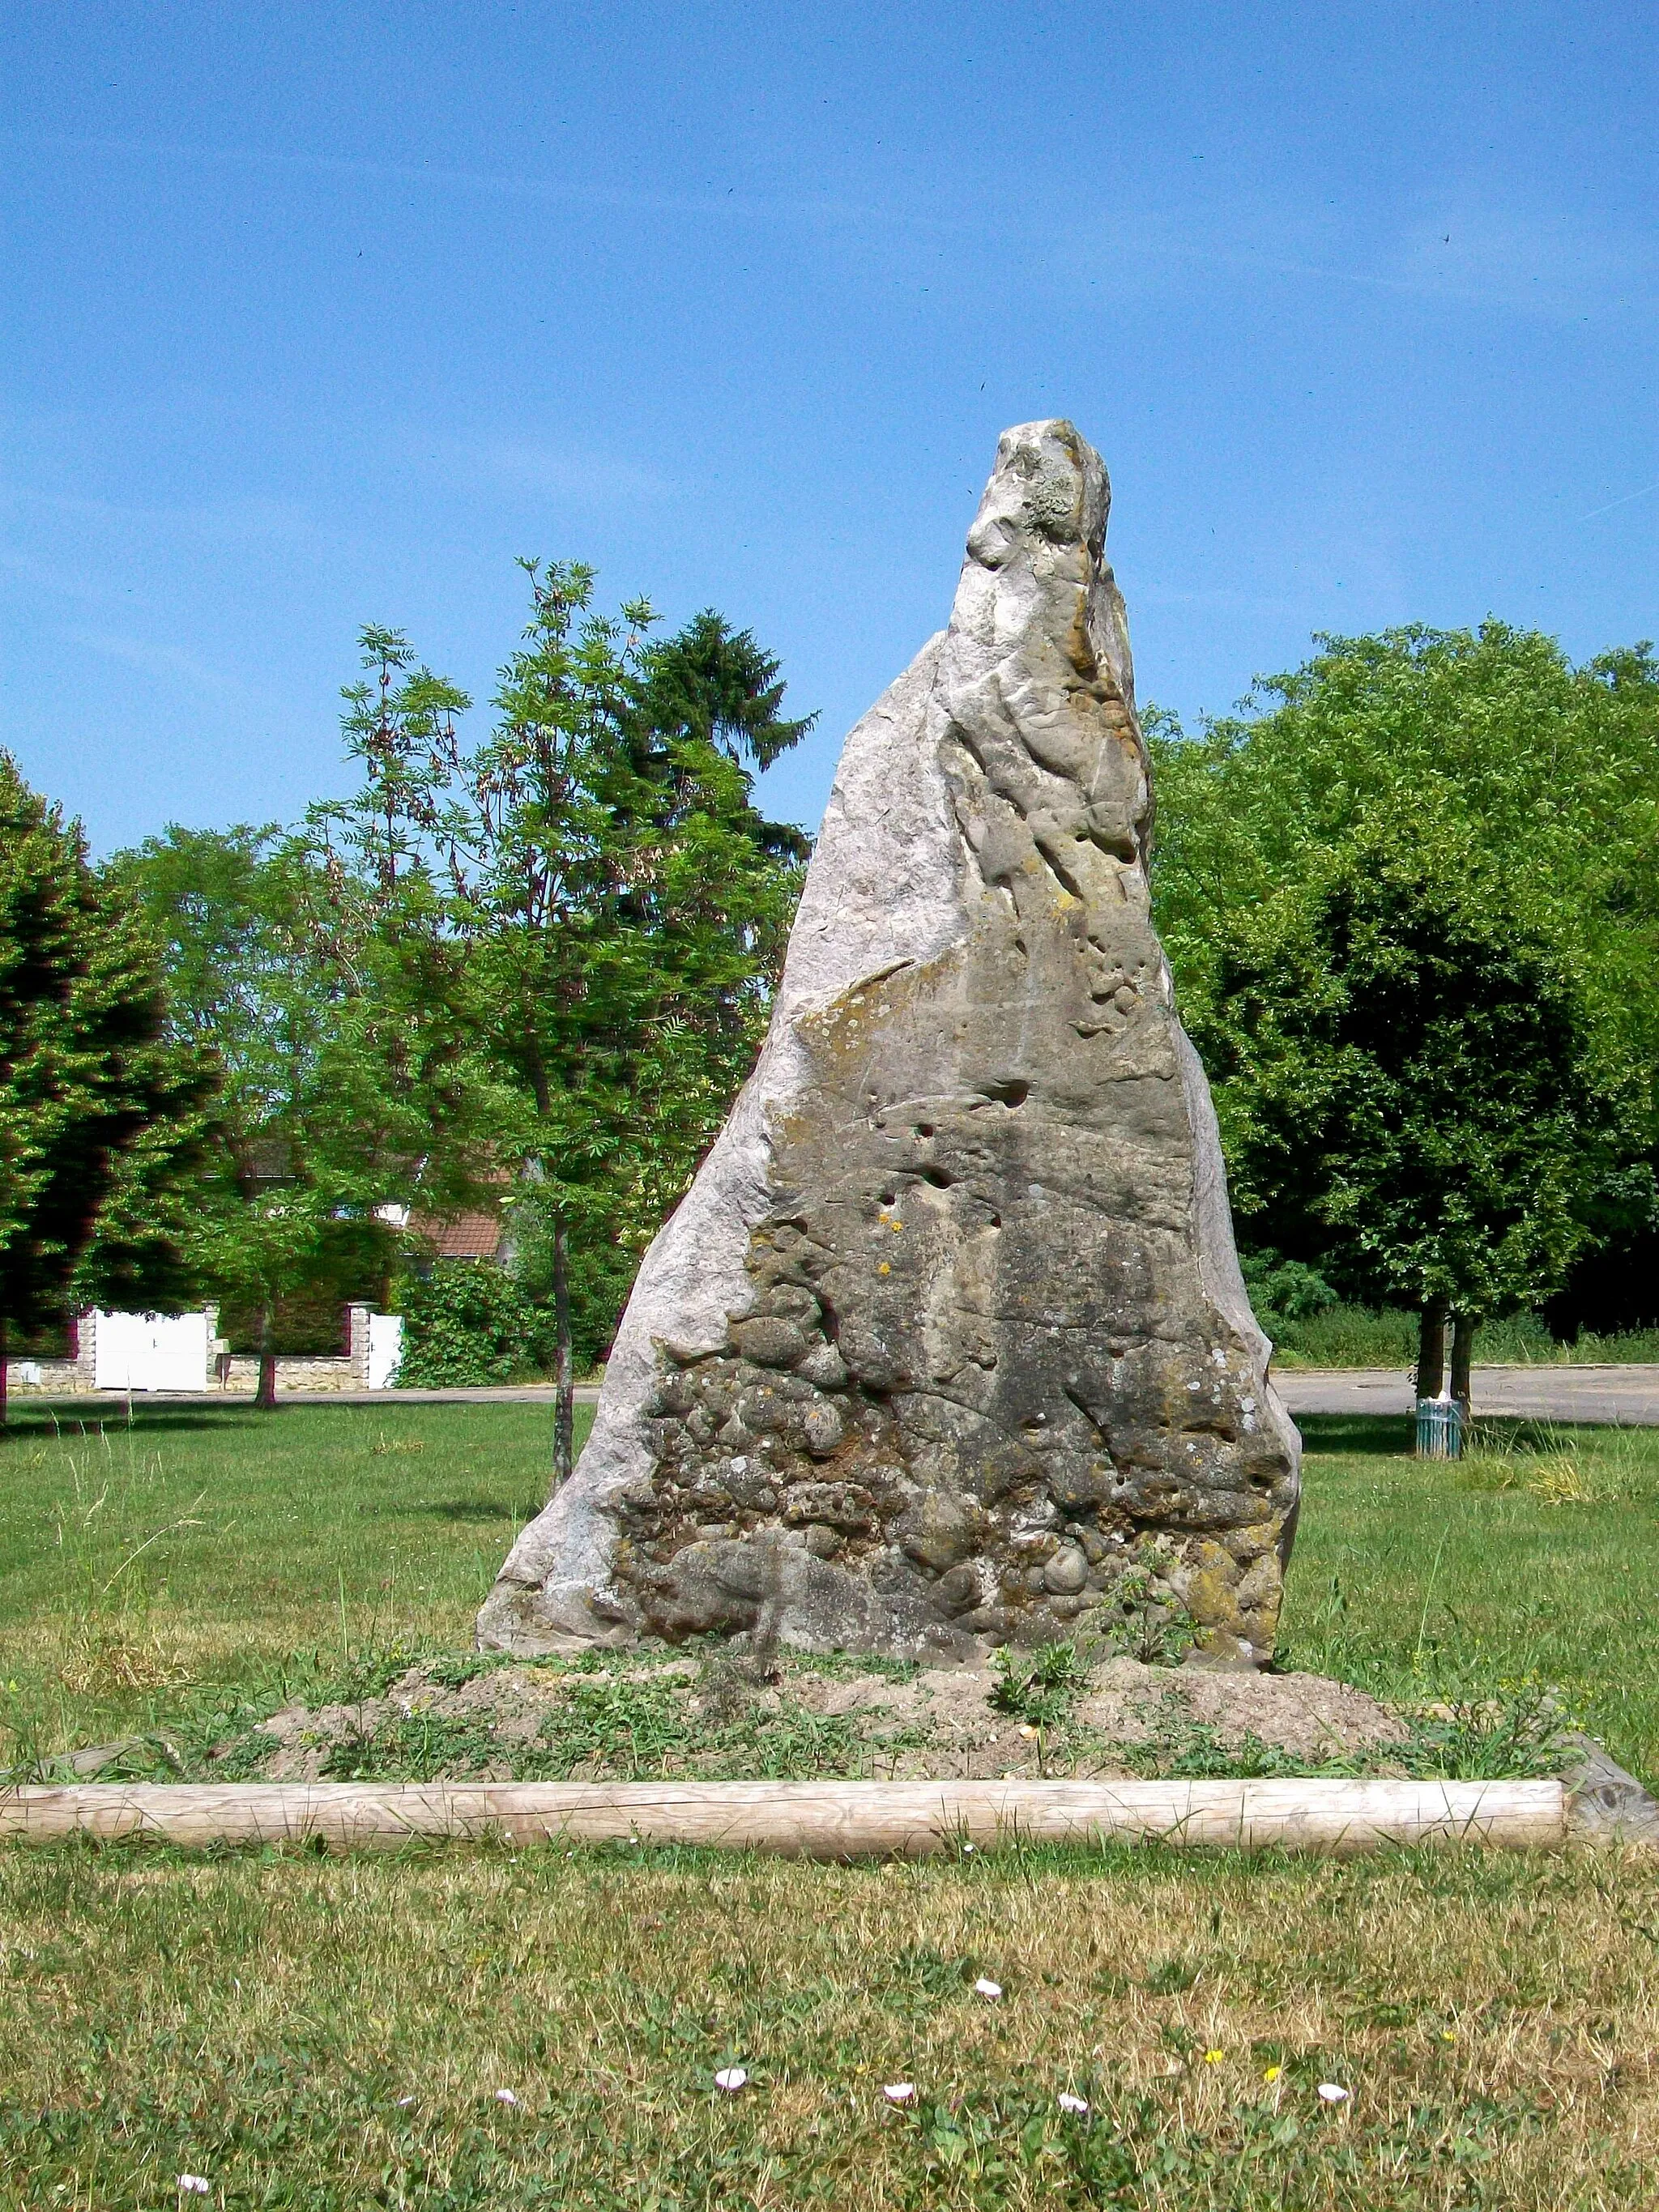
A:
1149,624,1659,1370
109,822,484,1408
314,568,813,1477
0,754,212,1420
1185,825,1630,1392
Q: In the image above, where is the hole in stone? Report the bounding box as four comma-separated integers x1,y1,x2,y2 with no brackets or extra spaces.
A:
919,1165,955,1189
915,1123,935,1139
879,1188,898,1206
979,1079,1030,1110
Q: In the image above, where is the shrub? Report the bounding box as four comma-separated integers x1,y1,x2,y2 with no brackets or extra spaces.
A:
1239,1251,1338,1321
396,1262,544,1386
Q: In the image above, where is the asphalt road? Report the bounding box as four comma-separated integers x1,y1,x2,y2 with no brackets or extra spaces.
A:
13,1383,603,1410
20,1369,1659,1424
1277,1365,1659,1426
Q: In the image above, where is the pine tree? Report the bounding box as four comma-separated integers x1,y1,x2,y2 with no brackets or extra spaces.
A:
0,753,213,1419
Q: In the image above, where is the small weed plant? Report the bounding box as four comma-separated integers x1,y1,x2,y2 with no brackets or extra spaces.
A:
989,1640,1087,1728
1111,1560,1201,1664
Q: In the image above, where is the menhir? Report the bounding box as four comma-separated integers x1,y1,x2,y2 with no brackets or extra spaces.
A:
479,420,1300,1667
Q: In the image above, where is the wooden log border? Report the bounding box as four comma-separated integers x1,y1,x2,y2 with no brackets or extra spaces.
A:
0,1776,1566,1856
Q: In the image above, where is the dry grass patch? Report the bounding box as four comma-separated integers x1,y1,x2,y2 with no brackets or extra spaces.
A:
1,1841,1654,2207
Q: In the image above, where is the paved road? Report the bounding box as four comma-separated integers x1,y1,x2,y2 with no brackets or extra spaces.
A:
15,1383,604,1410
21,1370,1659,1424
1277,1365,1659,1426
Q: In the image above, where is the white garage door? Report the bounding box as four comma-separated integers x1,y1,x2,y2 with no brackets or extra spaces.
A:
93,1311,211,1392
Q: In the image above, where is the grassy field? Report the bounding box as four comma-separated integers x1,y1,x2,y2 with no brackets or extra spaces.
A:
3,1398,1657,1785
0,1399,585,1766
1280,1415,1659,1790
3,1399,1658,2206
4,1837,1655,2210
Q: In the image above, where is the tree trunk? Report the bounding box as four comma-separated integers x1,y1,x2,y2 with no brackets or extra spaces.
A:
1449,1313,1475,1421
1414,1299,1448,1400
552,1211,574,1490
255,1303,279,1413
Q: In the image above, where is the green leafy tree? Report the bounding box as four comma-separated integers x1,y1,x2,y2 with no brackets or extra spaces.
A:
1153,624,1659,1046
109,820,484,1407
1188,827,1631,1388
1149,624,1659,1383
0,754,212,1418
315,566,813,1475
397,1260,543,1387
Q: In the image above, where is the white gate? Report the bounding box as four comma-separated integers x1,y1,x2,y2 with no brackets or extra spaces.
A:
92,1311,211,1393
367,1312,404,1391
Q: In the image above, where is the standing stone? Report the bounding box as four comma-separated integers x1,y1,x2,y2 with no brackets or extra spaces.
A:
479,420,1300,1666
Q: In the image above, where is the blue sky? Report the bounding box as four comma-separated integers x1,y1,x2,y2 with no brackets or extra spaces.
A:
3,2,1656,852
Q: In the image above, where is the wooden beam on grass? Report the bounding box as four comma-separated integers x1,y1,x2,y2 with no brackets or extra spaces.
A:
0,1776,1566,1856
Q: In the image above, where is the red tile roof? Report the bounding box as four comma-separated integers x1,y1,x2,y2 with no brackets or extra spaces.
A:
408,1208,505,1261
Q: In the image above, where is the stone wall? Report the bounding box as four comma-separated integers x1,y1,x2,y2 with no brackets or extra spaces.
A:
5,1303,384,1396
2,1356,94,1396
211,1355,360,1395
1,1352,362,1396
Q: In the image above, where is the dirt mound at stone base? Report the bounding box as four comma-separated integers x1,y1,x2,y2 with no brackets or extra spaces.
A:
222,1647,1409,1787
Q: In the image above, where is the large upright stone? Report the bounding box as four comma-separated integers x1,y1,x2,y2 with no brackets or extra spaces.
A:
479,421,1300,1665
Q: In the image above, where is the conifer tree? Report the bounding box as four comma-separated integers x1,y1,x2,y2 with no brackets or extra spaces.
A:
0,754,212,1419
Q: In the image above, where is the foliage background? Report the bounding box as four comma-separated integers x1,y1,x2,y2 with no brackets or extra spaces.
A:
1149,623,1659,1342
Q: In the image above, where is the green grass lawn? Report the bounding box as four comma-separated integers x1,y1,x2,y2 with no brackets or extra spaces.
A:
4,1399,1659,2208
3,1398,1654,1785
3,1839,1654,2210
0,1398,593,1765
1282,1415,1659,1789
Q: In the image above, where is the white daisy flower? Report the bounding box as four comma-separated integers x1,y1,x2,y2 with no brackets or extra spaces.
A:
177,2181,211,2197
974,1977,1003,2000
883,2082,917,2104
1057,2092,1090,2116
1317,2082,1350,2104
495,2089,520,2106
714,2067,748,2092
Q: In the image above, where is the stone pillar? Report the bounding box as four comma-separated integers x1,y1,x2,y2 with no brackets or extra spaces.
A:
70,1311,96,1390
348,1304,372,1388
478,419,1301,1667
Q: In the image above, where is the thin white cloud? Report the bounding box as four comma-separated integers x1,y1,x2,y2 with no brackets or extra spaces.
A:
0,541,118,606
7,482,329,546
1058,184,1659,323
425,433,672,505
8,126,1655,330
58,624,241,697
0,126,975,241
1388,203,1659,318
